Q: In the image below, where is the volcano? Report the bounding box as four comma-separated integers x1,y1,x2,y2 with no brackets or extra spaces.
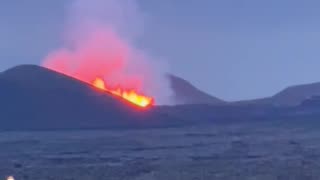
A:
0,64,230,131
0,64,181,130
42,61,155,108
2,64,320,131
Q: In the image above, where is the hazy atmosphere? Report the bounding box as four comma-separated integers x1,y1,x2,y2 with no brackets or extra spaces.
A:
1,0,320,101
3,1,320,179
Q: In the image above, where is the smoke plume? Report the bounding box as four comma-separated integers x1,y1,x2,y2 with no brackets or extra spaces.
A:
42,0,172,105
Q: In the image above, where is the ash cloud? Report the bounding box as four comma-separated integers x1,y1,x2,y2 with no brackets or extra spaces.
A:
42,0,173,105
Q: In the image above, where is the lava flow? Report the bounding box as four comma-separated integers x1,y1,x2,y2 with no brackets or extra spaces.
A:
92,78,154,107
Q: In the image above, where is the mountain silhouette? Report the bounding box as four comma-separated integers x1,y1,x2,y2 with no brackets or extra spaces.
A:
1,64,320,131
234,82,320,107
167,74,225,105
0,65,181,130
271,82,320,106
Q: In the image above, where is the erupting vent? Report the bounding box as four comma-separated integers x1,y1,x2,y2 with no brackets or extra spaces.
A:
92,77,154,107
40,0,169,108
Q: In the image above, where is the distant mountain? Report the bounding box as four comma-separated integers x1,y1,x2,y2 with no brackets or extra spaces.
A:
271,82,320,106
234,82,320,107
167,74,226,105
168,73,320,106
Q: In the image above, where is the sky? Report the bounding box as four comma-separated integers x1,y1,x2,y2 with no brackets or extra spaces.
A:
1,0,320,101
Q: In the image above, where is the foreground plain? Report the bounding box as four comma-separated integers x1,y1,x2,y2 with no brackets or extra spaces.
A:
1,119,320,180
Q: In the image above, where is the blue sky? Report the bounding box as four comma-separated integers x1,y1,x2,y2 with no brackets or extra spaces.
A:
1,0,320,101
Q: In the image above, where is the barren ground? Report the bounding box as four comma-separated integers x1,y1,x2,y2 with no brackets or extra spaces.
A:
1,119,320,180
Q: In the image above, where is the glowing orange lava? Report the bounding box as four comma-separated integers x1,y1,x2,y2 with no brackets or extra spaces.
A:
92,78,154,107
92,78,106,90
42,26,156,108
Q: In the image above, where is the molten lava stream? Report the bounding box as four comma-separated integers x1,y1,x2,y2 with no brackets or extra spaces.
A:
92,78,154,108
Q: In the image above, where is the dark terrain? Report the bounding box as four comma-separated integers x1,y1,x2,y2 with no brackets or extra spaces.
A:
2,119,320,180
1,64,320,179
1,64,320,130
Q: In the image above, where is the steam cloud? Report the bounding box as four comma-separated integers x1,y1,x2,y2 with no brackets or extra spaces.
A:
42,0,173,105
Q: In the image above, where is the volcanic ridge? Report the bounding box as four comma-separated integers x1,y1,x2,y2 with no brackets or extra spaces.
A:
1,64,320,130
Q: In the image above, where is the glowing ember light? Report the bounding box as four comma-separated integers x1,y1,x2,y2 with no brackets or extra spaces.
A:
92,78,154,107
42,23,157,109
92,78,106,91
6,176,14,180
